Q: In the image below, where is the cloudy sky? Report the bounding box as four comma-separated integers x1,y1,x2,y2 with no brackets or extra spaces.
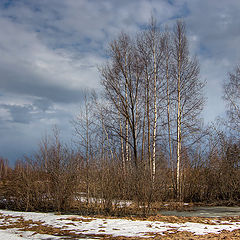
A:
0,0,239,164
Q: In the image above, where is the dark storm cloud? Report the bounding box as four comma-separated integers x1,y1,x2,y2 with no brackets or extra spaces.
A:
1,104,33,124
33,98,52,111
1,101,50,124
0,63,87,104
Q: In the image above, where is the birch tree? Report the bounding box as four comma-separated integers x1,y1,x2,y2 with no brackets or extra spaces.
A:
162,29,175,190
137,18,163,183
171,20,205,200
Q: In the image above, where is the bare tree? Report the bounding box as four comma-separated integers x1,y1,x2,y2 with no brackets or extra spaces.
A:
101,33,143,170
162,29,175,190
72,90,96,207
136,18,164,183
171,20,205,200
42,127,79,212
224,65,240,134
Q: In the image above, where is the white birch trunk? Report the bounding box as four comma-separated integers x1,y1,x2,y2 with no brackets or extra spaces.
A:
177,41,182,201
152,42,157,183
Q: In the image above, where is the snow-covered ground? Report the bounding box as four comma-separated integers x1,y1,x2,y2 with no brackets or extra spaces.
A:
0,210,240,239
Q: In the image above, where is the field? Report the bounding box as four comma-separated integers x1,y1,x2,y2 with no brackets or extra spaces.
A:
0,210,240,239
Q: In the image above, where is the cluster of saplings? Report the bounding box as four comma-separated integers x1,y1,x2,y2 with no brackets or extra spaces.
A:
0,19,239,216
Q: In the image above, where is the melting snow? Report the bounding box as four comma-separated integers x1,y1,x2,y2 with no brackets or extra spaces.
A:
0,210,239,239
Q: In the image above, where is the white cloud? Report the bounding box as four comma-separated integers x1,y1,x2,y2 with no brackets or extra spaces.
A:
0,16,103,92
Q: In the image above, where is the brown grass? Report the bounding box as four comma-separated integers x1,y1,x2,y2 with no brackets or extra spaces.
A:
73,213,240,225
104,229,240,239
59,216,95,222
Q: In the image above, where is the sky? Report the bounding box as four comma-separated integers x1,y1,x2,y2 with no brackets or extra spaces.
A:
0,0,240,164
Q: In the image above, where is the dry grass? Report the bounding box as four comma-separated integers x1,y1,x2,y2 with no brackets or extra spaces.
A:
76,213,240,225
104,229,240,239
147,214,216,224
59,216,96,222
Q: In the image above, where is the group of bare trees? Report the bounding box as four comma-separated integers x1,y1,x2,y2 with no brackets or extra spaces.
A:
0,19,239,215
99,19,205,201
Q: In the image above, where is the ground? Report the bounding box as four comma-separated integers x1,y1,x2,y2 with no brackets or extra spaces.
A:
0,210,240,239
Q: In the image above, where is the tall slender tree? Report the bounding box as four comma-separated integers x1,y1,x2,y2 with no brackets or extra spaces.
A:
224,65,240,134
171,21,205,200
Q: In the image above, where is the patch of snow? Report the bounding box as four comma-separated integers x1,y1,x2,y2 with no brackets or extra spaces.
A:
0,210,239,239
0,229,27,240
